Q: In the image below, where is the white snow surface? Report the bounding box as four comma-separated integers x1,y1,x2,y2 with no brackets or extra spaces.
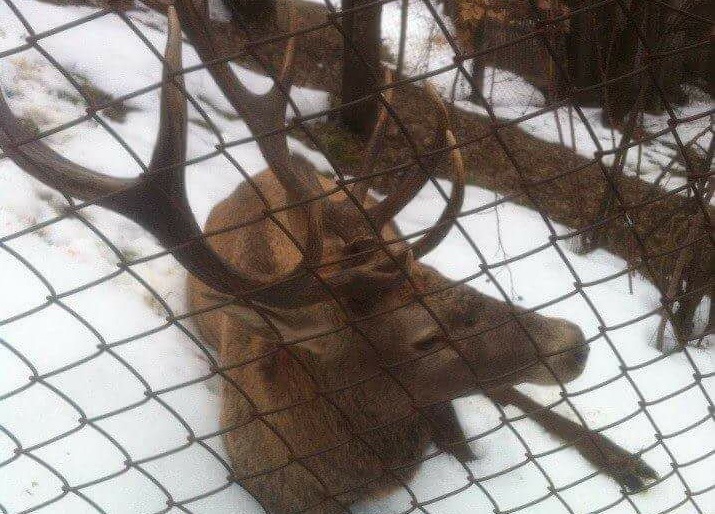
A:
0,2,713,514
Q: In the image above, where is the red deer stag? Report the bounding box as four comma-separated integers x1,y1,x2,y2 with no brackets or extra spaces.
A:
0,5,656,513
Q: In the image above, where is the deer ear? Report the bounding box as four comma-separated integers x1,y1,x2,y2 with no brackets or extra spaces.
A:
239,303,346,362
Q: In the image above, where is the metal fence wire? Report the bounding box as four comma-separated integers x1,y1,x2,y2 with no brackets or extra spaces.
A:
0,1,713,514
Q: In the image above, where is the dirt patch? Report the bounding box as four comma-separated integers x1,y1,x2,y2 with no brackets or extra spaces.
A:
61,72,139,122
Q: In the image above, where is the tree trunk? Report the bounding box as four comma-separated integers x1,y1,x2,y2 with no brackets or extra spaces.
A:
341,0,383,135
564,0,704,125
468,20,487,104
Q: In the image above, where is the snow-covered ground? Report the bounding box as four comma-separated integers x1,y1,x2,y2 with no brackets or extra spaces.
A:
0,2,713,514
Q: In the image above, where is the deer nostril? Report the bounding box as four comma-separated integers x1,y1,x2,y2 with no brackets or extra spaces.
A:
572,346,589,366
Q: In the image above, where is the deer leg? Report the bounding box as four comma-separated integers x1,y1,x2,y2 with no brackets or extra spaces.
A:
423,402,477,463
490,387,657,491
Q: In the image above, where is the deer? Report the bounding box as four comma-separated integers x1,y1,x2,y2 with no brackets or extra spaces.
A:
0,4,657,513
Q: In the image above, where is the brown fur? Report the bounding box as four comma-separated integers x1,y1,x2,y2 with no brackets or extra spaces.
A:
188,171,591,513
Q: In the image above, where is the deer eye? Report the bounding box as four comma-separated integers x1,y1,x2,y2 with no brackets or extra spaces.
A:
413,336,441,352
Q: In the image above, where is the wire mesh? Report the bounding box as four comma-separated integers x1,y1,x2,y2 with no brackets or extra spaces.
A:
0,1,712,513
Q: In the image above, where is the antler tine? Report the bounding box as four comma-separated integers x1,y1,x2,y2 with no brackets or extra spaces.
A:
173,1,321,200
149,5,185,173
367,81,449,230
409,129,465,258
174,0,261,117
350,68,395,205
142,6,327,305
174,0,323,270
267,6,298,107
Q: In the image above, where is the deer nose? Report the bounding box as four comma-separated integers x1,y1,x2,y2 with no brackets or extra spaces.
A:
563,321,586,345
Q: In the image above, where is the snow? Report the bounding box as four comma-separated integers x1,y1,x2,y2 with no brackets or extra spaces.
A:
0,2,713,514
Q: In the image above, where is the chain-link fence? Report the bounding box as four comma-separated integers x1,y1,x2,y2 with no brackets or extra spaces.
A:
0,1,712,513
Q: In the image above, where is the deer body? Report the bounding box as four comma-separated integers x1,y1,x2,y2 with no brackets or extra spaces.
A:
189,172,454,512
185,171,604,513
0,5,657,514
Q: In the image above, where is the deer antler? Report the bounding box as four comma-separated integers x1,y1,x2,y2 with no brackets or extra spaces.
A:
409,129,465,258
173,1,323,206
1,6,464,308
174,2,466,273
360,81,465,259
367,82,450,228
0,7,324,307
349,68,395,205
174,0,328,289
